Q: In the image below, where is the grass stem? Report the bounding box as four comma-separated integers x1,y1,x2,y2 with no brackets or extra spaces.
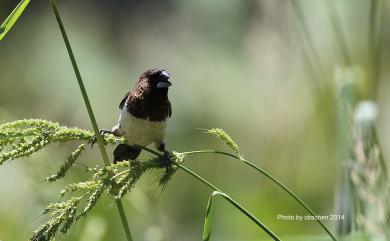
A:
181,150,338,241
49,1,134,240
177,163,281,241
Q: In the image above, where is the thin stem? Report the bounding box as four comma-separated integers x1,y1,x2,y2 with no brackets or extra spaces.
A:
49,1,133,240
181,150,237,159
49,0,109,166
181,150,338,241
115,200,133,240
134,146,280,240
177,163,281,241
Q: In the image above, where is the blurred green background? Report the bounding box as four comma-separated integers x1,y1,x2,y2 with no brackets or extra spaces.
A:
0,0,389,240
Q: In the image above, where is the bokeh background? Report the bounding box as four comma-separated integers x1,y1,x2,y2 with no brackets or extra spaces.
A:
0,0,389,240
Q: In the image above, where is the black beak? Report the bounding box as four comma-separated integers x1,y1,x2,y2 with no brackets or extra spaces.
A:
156,80,172,88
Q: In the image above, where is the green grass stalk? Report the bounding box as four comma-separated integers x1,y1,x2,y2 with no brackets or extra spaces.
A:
49,1,133,240
180,150,338,241
178,164,281,241
0,0,31,40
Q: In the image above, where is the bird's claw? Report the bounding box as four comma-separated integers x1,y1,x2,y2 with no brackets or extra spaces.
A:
91,129,112,148
162,151,173,173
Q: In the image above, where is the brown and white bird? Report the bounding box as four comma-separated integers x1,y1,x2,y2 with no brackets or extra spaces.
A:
94,68,172,165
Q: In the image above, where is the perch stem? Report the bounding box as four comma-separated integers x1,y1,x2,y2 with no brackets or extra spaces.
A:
49,1,133,240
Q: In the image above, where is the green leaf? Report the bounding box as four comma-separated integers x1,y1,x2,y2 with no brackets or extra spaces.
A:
0,0,31,41
203,191,226,241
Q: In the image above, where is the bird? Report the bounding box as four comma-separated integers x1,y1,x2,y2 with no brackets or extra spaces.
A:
93,68,172,166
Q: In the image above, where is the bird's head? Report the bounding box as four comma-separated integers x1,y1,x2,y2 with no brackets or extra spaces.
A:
137,68,172,93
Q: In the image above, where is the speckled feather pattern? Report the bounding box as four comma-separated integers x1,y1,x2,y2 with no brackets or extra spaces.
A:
125,76,171,122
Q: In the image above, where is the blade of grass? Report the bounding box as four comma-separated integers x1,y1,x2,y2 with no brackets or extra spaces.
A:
203,191,277,241
0,0,31,40
180,150,338,241
49,1,133,240
203,191,217,241
178,164,281,241
134,145,281,241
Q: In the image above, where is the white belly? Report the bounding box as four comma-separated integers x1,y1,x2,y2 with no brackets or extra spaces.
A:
117,108,167,146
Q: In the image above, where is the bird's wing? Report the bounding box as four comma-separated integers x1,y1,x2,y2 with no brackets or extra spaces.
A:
119,92,130,110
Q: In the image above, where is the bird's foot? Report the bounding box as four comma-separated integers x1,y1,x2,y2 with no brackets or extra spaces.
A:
162,151,173,173
91,129,114,148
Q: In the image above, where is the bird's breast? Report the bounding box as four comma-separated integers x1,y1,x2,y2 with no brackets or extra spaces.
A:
118,108,167,146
